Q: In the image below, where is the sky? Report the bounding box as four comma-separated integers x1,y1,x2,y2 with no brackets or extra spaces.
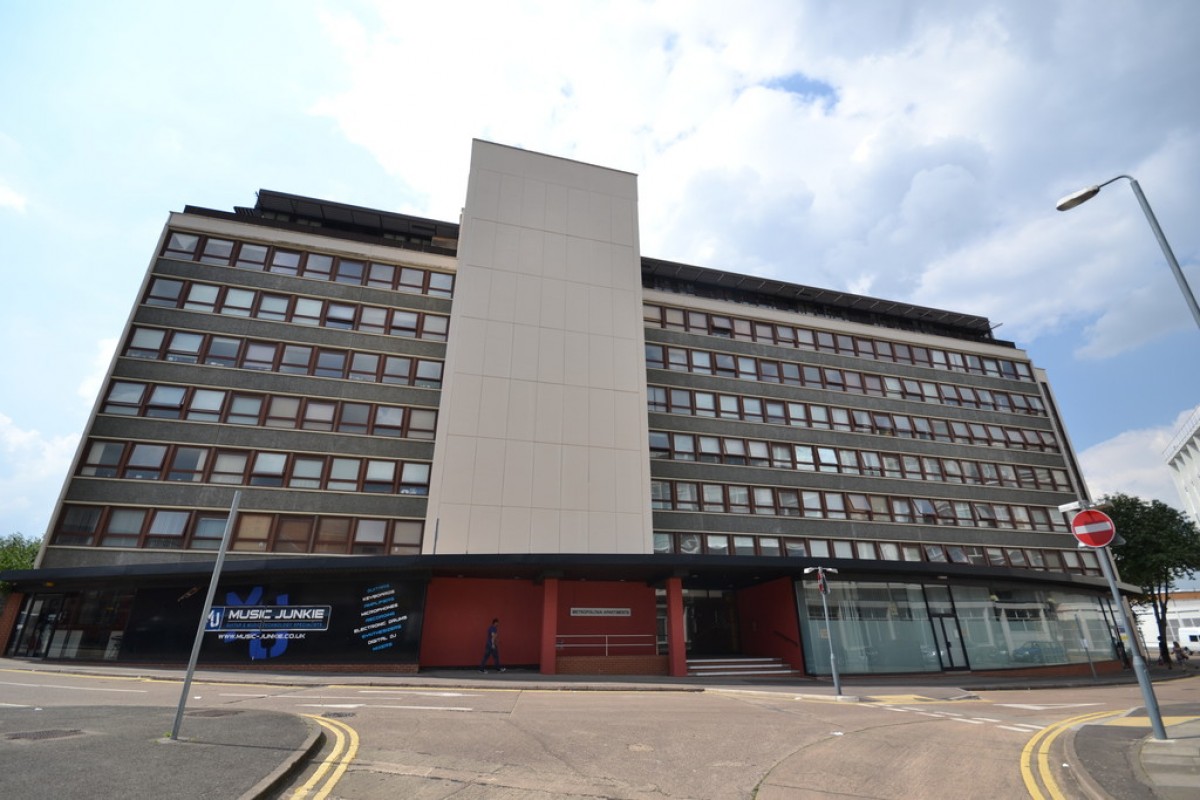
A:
2,1,1199,573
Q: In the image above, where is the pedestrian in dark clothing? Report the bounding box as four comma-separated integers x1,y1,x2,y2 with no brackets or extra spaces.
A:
480,618,504,672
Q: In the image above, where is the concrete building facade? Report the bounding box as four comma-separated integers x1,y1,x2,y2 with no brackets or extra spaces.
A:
1,141,1126,678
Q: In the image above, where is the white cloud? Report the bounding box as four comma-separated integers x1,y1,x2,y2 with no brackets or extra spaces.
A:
0,412,78,537
1079,408,1194,507
0,183,27,213
77,338,118,404
309,1,1200,363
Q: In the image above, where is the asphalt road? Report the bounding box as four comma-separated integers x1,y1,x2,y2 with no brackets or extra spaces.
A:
1,665,1196,799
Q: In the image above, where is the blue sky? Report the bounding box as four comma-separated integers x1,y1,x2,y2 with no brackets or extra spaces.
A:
2,2,1199,574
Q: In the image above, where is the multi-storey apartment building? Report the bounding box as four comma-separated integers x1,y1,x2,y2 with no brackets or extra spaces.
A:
1166,404,1200,525
1,141,1126,677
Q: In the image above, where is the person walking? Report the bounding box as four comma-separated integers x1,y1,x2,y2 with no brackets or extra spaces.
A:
1172,641,1189,667
480,618,505,672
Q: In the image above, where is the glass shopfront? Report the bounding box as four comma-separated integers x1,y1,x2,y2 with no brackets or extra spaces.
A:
7,577,426,666
797,579,1117,674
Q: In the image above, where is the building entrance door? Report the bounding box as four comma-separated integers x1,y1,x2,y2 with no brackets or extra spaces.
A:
923,585,969,670
6,594,64,658
684,590,739,655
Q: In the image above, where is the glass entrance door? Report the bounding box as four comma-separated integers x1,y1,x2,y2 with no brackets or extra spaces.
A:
6,594,64,658
683,590,739,655
930,614,969,670
923,584,969,670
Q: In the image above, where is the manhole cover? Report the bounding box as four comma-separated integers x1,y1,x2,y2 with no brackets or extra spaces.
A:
187,709,243,718
7,729,85,741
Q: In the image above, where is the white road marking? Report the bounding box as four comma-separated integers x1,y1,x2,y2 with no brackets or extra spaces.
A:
298,703,474,712
995,703,1101,711
999,725,1041,733
949,717,984,724
357,690,475,697
0,681,146,694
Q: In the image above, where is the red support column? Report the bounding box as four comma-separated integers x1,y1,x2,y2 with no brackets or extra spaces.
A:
666,576,687,677
539,577,559,674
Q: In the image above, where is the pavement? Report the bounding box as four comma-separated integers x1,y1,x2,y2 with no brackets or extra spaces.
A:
0,657,1196,799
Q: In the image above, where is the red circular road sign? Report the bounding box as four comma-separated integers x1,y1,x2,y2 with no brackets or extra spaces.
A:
1071,509,1116,548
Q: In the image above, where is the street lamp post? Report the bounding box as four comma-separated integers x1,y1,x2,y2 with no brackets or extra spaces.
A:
1056,175,1200,330
804,566,842,696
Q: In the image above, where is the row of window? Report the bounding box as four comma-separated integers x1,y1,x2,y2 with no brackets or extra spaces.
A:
79,441,431,495
651,531,1103,576
103,381,437,439
144,277,450,341
123,326,444,388
648,385,1060,452
650,480,1069,531
162,231,454,297
644,303,1035,382
646,344,1045,416
54,505,423,555
648,430,1072,492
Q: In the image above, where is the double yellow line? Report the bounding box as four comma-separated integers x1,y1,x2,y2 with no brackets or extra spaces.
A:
291,714,360,800
1020,708,1125,799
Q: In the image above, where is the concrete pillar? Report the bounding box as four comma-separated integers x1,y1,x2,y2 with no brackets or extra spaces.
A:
666,576,687,677
540,577,560,674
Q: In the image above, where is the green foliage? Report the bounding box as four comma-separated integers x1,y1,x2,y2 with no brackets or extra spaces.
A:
0,533,40,596
1104,493,1200,664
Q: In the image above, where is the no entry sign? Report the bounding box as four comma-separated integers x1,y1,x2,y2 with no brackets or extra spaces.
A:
1070,509,1116,548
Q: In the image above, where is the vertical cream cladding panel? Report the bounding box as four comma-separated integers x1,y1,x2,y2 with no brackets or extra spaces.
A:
424,141,653,554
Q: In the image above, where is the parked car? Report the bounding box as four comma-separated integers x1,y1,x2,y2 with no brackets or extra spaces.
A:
1012,640,1067,664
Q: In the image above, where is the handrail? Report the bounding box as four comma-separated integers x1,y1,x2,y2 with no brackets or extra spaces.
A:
555,633,657,656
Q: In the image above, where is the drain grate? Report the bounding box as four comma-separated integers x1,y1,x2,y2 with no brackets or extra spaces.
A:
186,709,244,718
7,729,85,741
323,712,356,719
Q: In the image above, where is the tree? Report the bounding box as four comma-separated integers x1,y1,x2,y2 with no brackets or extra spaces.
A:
1103,493,1200,667
0,533,40,597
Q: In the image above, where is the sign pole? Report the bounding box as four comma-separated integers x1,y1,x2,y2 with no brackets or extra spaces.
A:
1095,545,1167,739
170,491,241,740
806,566,841,696
1066,504,1167,739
